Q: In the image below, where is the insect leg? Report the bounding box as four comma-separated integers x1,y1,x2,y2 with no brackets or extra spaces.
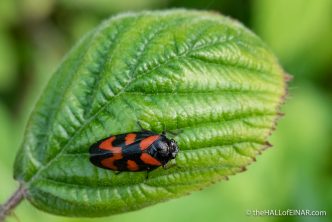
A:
137,121,150,132
162,122,167,135
167,129,183,137
160,122,183,137
145,167,151,180
163,159,181,169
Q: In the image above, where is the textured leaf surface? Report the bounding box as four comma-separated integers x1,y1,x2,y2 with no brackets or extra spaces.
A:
14,10,287,217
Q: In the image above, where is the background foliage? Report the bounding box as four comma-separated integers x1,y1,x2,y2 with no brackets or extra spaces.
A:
0,0,331,221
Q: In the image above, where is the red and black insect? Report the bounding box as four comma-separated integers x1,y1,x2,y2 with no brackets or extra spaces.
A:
89,128,179,172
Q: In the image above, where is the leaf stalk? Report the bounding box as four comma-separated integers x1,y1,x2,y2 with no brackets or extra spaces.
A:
0,185,25,222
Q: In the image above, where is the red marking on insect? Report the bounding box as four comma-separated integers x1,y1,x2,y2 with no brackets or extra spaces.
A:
100,154,123,170
140,153,161,166
140,135,160,151
99,136,119,151
125,133,136,145
127,160,139,171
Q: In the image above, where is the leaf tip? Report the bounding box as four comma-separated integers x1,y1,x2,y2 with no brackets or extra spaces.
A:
284,72,293,82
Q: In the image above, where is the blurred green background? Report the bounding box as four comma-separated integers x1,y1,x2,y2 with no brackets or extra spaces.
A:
1,0,331,221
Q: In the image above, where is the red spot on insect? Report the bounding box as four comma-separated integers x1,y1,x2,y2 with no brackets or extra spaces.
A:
140,135,160,151
100,154,122,170
127,160,139,171
125,133,136,145
99,136,120,151
99,136,123,170
140,153,161,166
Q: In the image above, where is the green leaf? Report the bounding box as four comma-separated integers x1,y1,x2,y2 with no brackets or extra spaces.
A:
14,10,287,217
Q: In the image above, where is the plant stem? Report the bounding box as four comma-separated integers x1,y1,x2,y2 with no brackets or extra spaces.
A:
0,185,25,222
